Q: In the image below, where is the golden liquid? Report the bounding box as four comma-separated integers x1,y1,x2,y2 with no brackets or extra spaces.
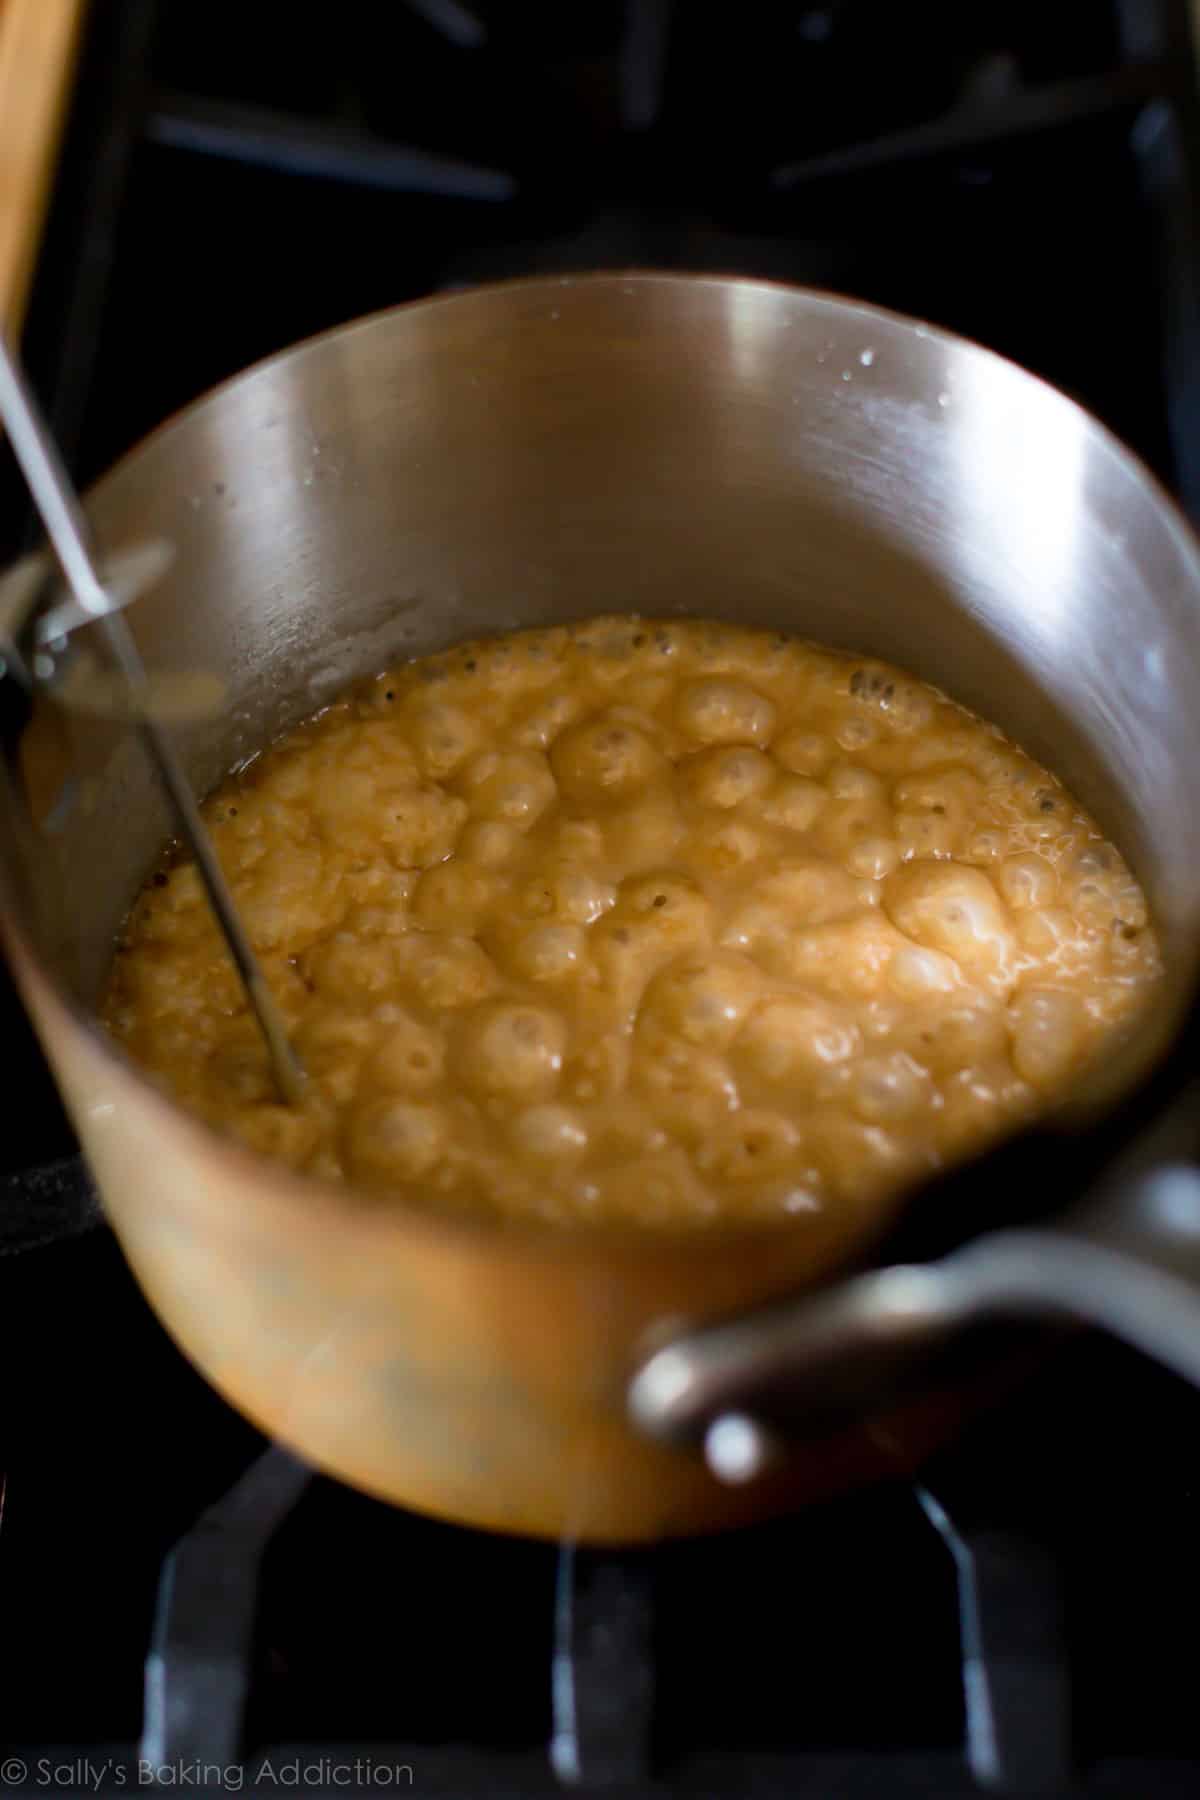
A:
102,617,1162,1228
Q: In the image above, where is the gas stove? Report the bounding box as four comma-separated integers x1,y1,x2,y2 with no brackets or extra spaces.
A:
6,1234,1200,1798
1,4,1199,1795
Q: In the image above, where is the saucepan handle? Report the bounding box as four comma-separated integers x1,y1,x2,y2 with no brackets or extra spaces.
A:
627,1112,1200,1485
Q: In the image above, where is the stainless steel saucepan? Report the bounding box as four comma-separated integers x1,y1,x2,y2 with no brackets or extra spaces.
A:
2,274,1199,1543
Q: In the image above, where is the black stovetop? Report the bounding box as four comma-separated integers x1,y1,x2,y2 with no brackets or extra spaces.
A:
2,4,1199,1795
5,1228,1200,1797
